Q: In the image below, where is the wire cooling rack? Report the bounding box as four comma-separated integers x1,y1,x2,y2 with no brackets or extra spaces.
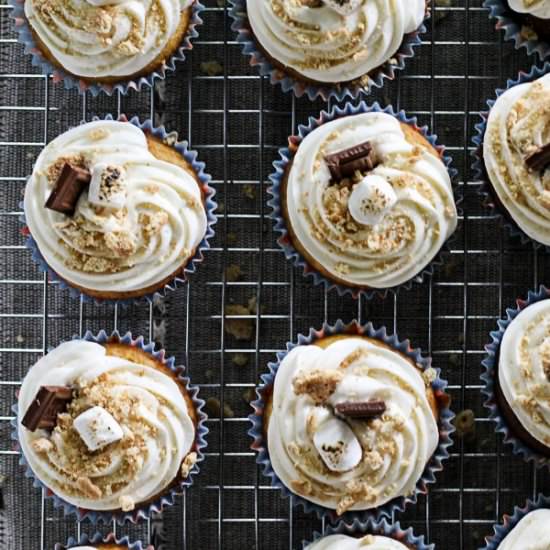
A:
1,1,550,548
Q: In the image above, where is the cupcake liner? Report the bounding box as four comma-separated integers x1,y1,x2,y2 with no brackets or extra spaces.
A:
481,285,550,467
55,532,153,550
472,62,550,250
249,319,454,523
303,517,434,549
11,0,204,96
11,329,209,524
268,100,460,300
21,113,217,307
480,493,550,549
484,0,550,61
228,0,427,102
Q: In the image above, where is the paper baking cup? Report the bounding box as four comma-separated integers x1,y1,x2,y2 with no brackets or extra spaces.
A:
228,0,427,102
269,100,460,300
249,319,454,523
472,62,550,250
484,0,550,61
11,0,204,96
21,113,217,307
481,285,550,468
55,532,153,550
480,494,550,549
303,517,434,549
11,330,209,524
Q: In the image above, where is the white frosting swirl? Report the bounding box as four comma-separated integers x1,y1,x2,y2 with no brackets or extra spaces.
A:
285,112,457,289
267,337,439,514
484,74,550,246
70,548,97,550
24,0,193,78
306,534,407,549
509,0,550,18
17,340,196,510
24,120,207,295
247,0,425,83
499,509,550,550
499,299,550,447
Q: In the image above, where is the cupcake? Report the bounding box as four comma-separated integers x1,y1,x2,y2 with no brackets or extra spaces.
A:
14,331,207,522
270,103,458,297
250,321,453,520
482,287,550,464
477,69,550,247
14,0,202,94
304,518,433,550
230,0,428,100
56,532,152,550
485,0,550,60
482,495,550,549
23,118,215,303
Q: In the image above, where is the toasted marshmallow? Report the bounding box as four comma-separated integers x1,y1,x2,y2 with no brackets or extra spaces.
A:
88,163,127,210
323,0,362,15
348,174,397,226
73,406,124,452
312,407,362,472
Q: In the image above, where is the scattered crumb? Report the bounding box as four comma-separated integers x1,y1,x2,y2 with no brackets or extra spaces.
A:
242,184,256,200
205,397,234,418
200,60,223,76
226,232,237,245
119,495,135,512
225,264,243,282
225,303,254,341
16,335,24,343
231,353,249,367
242,387,256,404
453,409,476,441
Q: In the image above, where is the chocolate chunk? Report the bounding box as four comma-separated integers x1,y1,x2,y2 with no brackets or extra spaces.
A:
525,143,550,173
335,400,386,419
45,163,91,216
21,385,73,431
300,0,323,6
324,141,378,181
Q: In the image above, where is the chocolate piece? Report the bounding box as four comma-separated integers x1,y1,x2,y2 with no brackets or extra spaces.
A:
45,163,91,216
335,400,386,419
525,143,550,173
324,141,378,181
300,0,323,6
21,385,73,431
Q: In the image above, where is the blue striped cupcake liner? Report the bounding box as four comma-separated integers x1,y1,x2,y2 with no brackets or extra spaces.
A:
249,319,454,523
472,62,550,251
484,0,550,61
55,532,153,550
304,517,434,549
21,114,217,307
10,0,204,96
228,0,427,102
11,329,209,524
480,494,550,549
268,100,460,300
481,285,550,468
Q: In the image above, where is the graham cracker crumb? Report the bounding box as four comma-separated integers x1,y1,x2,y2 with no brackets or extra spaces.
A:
292,368,343,404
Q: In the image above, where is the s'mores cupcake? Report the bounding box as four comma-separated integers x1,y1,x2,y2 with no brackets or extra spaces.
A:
14,331,208,523
230,0,428,100
22,117,216,304
250,321,453,521
485,0,550,60
270,102,458,298
13,0,203,94
482,286,550,466
476,68,550,248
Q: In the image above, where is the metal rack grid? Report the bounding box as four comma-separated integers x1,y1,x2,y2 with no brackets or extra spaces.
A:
1,0,550,548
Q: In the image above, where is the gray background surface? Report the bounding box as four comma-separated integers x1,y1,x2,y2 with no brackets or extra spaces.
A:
1,0,550,548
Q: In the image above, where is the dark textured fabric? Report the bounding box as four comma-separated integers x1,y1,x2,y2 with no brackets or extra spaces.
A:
0,1,549,549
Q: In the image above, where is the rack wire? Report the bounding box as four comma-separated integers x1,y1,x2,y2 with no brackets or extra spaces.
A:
1,0,550,548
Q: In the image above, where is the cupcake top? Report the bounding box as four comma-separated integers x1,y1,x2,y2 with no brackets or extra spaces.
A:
306,534,408,549
498,299,550,448
484,73,550,246
24,0,194,79
284,111,457,289
247,0,425,84
267,336,439,514
498,509,550,549
508,0,550,18
24,120,207,296
17,339,197,511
